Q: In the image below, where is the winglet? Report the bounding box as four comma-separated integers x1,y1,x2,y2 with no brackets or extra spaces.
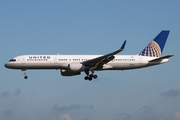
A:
120,40,127,50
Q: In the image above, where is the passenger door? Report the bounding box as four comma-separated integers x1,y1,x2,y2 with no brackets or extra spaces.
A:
22,58,25,64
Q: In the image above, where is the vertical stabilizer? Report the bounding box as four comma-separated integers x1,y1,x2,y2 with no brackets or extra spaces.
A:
139,30,170,57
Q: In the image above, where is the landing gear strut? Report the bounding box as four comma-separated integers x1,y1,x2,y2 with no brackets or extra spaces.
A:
84,70,98,81
22,69,28,79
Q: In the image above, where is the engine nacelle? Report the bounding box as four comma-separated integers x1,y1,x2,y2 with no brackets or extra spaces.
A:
61,69,80,76
68,63,85,72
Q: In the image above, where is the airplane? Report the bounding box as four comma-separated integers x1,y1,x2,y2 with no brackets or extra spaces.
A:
4,30,173,81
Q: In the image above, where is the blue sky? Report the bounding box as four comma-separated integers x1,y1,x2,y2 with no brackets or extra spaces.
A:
1,1,180,120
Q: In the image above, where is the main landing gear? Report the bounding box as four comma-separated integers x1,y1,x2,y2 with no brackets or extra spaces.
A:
84,74,97,81
22,69,28,79
84,70,98,81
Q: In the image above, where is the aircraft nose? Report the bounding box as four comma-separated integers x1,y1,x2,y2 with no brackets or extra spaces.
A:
4,63,9,68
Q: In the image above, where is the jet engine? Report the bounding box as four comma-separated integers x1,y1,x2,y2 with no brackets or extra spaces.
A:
61,69,81,76
68,63,85,72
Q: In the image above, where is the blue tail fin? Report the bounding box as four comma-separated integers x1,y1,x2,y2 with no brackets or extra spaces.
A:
139,30,170,57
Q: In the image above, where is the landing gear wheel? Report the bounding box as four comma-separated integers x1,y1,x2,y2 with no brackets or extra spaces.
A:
93,74,97,79
24,76,28,79
88,76,92,81
84,76,89,80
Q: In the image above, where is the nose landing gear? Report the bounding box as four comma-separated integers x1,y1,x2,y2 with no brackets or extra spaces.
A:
22,69,28,79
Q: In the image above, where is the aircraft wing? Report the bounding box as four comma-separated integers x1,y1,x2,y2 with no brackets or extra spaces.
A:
148,54,174,62
81,40,126,70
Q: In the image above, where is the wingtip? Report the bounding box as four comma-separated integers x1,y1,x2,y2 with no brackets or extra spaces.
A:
120,40,127,50
168,54,174,57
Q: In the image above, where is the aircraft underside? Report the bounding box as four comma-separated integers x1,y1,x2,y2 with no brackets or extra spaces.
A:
14,62,150,81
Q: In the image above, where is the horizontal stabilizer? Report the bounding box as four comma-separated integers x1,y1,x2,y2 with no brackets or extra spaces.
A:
149,54,174,62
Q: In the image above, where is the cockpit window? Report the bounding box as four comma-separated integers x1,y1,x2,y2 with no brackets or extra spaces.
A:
9,59,16,62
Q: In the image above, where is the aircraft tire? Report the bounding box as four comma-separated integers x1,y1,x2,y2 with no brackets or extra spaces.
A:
24,76,28,79
88,76,92,81
93,75,97,79
84,76,89,80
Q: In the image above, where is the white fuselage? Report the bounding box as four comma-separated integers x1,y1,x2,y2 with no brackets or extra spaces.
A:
4,31,172,80
5,54,169,70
